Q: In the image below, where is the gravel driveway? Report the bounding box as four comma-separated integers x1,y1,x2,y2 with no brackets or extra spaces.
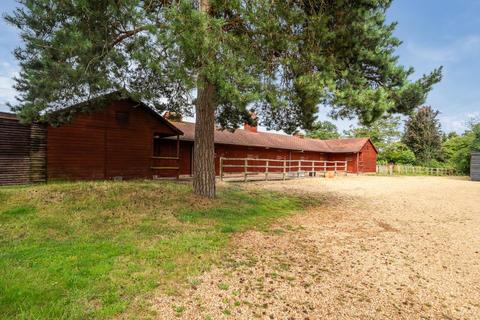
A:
153,176,480,319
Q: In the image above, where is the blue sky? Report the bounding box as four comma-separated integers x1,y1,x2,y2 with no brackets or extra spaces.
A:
0,1,479,133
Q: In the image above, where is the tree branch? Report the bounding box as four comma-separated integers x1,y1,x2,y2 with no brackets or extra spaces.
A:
110,26,149,48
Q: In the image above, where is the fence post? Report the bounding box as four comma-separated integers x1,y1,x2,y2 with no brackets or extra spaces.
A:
334,161,337,176
344,161,348,176
265,160,269,181
244,159,248,182
220,157,224,181
283,160,286,180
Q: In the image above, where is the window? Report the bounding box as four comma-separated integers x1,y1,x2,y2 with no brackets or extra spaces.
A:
115,112,129,126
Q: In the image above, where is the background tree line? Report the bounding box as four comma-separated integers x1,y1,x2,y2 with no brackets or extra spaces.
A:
306,106,480,174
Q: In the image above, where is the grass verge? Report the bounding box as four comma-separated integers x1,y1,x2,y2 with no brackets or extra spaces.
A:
0,180,310,319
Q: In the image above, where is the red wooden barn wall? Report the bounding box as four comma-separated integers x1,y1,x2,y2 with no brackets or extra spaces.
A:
327,140,377,173
45,100,377,180
213,144,329,174
152,139,192,177
160,140,373,176
47,100,178,180
327,153,357,173
358,140,377,173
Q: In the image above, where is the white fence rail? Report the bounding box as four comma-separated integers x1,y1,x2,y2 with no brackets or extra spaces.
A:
376,164,457,176
220,157,348,182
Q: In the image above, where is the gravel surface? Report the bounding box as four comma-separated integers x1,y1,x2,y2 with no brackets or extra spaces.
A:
152,176,480,319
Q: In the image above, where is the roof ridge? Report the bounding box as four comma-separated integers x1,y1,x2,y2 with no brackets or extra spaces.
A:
172,121,368,143
169,121,374,154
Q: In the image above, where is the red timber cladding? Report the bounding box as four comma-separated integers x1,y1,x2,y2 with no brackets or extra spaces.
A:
158,138,377,176
327,153,357,173
153,140,192,176
358,140,377,173
47,100,177,180
326,140,377,173
213,144,327,175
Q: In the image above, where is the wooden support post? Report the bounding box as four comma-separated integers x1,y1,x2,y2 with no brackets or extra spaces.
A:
311,161,314,177
265,160,269,181
283,160,286,180
244,159,248,182
334,161,337,176
176,134,180,180
220,157,224,181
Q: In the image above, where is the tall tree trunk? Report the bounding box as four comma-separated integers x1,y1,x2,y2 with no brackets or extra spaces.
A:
193,0,216,198
193,79,216,198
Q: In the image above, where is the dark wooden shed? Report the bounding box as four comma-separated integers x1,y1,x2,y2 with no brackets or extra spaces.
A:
0,112,46,185
471,152,480,181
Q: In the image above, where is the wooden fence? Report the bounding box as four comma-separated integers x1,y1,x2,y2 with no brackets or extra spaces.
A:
220,157,348,182
376,164,457,176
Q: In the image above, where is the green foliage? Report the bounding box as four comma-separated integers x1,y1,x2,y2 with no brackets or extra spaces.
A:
305,120,339,140
344,115,402,152
378,142,416,164
442,121,480,174
0,181,309,319
403,106,443,164
6,0,441,131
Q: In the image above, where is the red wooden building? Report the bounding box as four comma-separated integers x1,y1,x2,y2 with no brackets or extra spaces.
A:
0,96,377,184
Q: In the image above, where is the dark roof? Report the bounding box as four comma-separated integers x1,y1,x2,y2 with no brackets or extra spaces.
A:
169,121,376,154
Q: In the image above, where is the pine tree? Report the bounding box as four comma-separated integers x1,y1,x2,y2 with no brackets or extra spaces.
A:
6,0,442,197
403,106,443,164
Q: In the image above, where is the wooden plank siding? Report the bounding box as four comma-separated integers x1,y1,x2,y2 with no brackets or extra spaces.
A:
2,97,378,184
213,144,329,175
154,139,367,177
471,152,480,181
153,139,192,176
47,99,179,181
0,115,47,185
358,139,378,173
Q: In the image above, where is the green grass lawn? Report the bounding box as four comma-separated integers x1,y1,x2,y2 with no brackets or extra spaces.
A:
0,180,310,319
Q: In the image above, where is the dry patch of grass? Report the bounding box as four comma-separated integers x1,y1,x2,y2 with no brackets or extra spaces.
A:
0,180,311,319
